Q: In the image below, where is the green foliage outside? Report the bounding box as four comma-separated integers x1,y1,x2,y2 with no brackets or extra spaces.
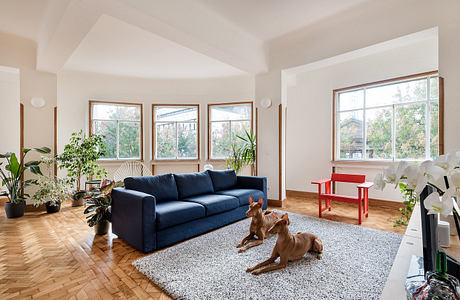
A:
156,123,197,159
340,80,439,160
57,130,107,192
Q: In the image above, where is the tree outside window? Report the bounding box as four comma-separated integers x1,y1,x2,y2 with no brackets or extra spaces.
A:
336,74,439,161
153,105,198,160
90,102,142,160
209,103,252,159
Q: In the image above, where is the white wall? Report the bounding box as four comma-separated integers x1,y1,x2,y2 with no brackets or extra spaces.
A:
57,70,255,182
255,0,460,201
0,32,57,202
285,37,438,201
0,66,20,156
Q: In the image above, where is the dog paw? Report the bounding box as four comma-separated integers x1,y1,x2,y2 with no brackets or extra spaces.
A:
246,267,254,272
238,248,246,253
251,270,261,275
317,254,323,260
236,243,243,248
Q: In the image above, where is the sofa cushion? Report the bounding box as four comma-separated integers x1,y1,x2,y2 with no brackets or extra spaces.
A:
156,201,205,230
124,174,178,203
174,172,214,198
207,169,237,192
182,194,239,216
216,189,265,207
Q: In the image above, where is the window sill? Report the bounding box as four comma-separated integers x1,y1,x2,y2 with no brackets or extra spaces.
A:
152,159,200,164
332,160,396,169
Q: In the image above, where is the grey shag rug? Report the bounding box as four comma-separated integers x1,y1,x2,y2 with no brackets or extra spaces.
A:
132,211,402,300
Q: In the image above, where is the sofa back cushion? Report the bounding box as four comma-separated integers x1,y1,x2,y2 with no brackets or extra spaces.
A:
207,169,237,191
174,171,214,198
124,174,178,203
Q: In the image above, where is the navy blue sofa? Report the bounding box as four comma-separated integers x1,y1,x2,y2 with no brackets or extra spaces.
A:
111,169,267,253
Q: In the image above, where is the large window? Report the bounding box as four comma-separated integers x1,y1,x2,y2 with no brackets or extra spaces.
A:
153,105,199,160
208,102,252,159
90,101,142,160
335,72,441,161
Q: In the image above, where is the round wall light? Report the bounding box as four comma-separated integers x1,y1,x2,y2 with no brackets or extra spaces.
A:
30,97,46,108
260,97,272,109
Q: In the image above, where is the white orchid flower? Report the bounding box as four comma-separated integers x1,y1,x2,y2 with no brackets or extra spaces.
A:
384,165,397,183
394,161,409,186
449,171,460,194
425,164,446,182
423,191,454,216
373,173,386,190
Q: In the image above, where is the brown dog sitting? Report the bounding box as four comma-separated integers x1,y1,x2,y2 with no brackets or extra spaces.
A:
237,196,279,253
246,213,323,275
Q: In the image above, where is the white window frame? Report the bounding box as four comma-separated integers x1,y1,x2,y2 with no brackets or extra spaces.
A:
208,102,253,160
334,73,440,162
152,104,199,161
89,101,143,161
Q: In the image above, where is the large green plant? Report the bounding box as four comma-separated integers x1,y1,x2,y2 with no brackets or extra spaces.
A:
32,156,71,207
0,147,51,204
237,129,256,176
225,144,244,174
57,130,107,192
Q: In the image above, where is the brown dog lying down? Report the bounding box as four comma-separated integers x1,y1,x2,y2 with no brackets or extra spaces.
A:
237,197,280,253
246,213,323,275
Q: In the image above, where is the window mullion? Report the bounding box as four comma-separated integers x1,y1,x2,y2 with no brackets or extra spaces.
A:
116,120,120,160
363,88,367,159
175,121,179,160
426,77,431,159
392,104,396,161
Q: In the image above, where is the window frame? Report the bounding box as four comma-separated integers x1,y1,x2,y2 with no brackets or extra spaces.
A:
207,101,254,161
89,100,144,161
332,71,444,162
152,104,200,162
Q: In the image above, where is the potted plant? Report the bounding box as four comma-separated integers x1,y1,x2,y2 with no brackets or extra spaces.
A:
237,129,257,176
0,147,51,218
57,130,107,206
225,144,244,174
84,180,123,235
32,156,71,213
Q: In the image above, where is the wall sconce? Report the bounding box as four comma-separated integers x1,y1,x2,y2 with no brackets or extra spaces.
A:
260,97,272,109
30,97,46,108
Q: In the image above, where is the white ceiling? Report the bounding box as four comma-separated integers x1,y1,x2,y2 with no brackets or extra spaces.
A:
63,15,247,79
0,0,49,41
196,0,374,41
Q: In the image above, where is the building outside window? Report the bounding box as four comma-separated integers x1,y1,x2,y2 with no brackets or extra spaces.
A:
209,102,252,159
90,101,142,160
335,73,440,161
153,105,199,160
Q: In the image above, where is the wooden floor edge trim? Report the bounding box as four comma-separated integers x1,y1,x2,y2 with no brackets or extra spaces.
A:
268,199,284,207
285,189,403,209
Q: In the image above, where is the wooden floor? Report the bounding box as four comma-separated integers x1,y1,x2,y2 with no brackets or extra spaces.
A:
0,196,417,299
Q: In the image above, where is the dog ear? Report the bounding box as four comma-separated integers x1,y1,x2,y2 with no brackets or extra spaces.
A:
257,197,263,207
249,196,254,204
282,213,290,225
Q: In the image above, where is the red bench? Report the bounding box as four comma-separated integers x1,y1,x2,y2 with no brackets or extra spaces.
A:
312,173,374,224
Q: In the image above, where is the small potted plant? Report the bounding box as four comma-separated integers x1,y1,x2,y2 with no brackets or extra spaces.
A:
57,130,107,206
0,147,51,218
84,180,123,235
32,156,71,213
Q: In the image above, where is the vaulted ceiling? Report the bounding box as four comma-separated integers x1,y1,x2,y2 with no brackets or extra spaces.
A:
0,0,376,79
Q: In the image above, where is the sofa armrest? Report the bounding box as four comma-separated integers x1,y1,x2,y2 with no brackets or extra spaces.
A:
112,188,157,253
236,176,268,208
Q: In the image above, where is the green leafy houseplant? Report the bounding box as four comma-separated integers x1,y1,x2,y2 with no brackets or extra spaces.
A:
237,129,257,176
225,144,244,174
84,180,123,235
0,147,51,218
32,156,71,212
57,130,107,205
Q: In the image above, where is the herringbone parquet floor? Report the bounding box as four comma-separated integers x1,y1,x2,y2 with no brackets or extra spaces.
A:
0,196,406,299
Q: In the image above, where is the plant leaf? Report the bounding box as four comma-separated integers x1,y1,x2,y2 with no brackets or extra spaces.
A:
33,147,51,154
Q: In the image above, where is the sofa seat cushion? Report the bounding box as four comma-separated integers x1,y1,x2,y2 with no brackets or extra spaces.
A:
216,189,264,206
156,201,205,230
207,169,237,191
124,174,178,203
174,172,214,199
182,194,239,216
